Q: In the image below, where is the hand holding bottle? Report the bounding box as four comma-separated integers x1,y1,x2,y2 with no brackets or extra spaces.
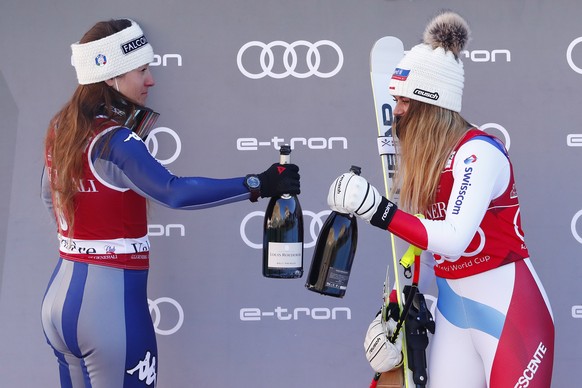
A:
306,166,361,297
327,172,397,230
258,163,300,198
262,145,303,279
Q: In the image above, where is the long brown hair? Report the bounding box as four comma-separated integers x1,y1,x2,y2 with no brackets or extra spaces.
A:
44,19,133,235
393,99,470,214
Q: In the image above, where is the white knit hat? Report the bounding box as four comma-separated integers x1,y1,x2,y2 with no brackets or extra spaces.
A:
71,19,154,85
389,12,470,112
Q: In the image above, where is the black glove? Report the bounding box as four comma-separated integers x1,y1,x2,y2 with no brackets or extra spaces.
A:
258,163,300,198
384,301,400,322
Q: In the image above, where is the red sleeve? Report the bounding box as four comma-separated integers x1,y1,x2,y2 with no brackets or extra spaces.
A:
387,210,428,250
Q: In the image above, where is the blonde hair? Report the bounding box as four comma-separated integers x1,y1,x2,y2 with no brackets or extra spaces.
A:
393,99,470,214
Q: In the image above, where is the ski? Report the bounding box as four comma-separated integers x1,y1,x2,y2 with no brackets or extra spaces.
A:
369,36,409,388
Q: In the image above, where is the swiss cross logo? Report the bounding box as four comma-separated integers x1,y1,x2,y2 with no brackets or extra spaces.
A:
277,166,286,174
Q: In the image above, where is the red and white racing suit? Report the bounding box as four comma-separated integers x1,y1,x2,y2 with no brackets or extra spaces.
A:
386,129,554,388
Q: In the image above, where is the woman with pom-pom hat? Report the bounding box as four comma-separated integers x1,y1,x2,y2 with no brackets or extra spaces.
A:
328,11,554,387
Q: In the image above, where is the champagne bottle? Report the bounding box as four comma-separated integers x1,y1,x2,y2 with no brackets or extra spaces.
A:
262,145,304,278
305,166,360,297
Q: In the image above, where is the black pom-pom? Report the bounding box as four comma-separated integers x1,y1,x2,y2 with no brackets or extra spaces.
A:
423,11,470,57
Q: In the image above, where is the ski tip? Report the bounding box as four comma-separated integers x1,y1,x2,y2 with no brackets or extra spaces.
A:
370,36,405,73
372,36,404,50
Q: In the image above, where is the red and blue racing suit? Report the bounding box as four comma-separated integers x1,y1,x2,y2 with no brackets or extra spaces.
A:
41,118,250,387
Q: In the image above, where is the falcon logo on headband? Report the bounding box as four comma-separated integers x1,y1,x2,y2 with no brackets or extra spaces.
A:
121,35,149,55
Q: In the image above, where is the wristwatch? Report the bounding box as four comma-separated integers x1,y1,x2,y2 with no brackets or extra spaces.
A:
244,174,261,202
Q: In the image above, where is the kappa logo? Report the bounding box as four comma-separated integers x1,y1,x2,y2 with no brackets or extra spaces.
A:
124,132,142,143
126,351,157,386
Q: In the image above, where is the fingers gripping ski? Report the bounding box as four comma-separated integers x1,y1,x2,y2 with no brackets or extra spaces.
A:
364,314,404,373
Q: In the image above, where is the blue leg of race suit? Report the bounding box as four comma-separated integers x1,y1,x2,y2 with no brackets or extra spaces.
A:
41,258,158,387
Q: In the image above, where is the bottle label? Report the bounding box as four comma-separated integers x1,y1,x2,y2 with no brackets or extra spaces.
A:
267,242,302,268
325,267,350,290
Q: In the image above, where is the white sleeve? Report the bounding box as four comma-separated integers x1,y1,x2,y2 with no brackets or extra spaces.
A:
422,138,510,258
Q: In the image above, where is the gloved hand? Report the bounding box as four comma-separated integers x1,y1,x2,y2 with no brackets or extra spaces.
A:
327,172,397,230
364,314,403,373
258,163,300,198
384,300,400,323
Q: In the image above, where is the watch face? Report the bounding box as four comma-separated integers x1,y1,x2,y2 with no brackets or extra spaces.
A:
246,176,261,189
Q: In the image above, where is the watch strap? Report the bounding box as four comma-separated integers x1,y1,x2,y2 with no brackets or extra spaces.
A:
244,174,261,202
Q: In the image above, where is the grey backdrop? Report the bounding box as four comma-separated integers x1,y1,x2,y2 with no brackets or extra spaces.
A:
0,0,580,387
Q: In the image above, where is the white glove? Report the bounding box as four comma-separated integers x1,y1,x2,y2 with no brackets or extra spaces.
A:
363,314,403,373
327,173,382,222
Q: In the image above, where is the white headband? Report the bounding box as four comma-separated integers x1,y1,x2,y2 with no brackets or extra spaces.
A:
71,20,154,85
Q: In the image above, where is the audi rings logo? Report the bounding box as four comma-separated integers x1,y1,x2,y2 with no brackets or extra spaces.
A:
571,209,582,245
480,123,511,150
148,297,184,336
144,127,182,165
237,40,343,79
567,37,582,74
240,210,332,248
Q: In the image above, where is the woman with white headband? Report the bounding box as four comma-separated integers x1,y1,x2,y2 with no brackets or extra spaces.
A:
329,12,554,387
40,19,300,387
